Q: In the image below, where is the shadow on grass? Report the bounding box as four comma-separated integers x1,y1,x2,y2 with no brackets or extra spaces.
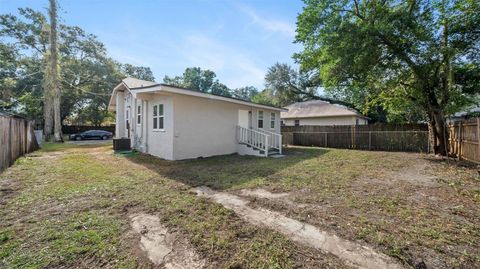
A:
38,142,109,153
124,147,331,191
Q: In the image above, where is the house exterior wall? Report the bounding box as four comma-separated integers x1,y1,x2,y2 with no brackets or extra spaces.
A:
115,91,126,138
145,94,174,160
282,116,368,126
251,109,281,133
172,94,281,160
117,90,282,160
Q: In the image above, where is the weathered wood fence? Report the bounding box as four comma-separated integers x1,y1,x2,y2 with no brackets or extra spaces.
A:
0,115,39,173
447,118,480,164
282,124,429,152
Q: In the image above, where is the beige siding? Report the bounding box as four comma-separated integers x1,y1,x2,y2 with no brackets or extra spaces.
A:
115,91,125,137
283,116,367,126
121,91,282,160
172,94,281,160
146,94,175,160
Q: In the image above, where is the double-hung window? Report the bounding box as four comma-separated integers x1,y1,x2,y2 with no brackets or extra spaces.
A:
270,112,275,129
153,104,164,131
137,104,142,125
258,111,264,128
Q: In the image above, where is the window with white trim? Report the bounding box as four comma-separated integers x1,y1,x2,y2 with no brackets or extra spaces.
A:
270,112,275,129
257,111,264,128
153,104,164,130
137,104,142,125
294,119,300,126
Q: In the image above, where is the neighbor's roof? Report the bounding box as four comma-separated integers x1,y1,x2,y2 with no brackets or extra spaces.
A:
109,77,287,112
281,100,368,119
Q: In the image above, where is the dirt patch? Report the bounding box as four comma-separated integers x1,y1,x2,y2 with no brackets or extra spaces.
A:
196,186,404,269
390,163,439,187
130,213,206,269
240,188,290,199
240,188,318,211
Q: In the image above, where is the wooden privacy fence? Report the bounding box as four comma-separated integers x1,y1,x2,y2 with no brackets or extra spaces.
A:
282,124,429,152
447,118,480,164
0,115,39,173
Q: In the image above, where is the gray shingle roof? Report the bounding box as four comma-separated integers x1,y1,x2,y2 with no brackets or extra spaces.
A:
281,100,368,119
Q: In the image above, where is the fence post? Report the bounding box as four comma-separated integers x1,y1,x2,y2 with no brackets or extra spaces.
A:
477,118,480,162
458,121,462,161
8,117,12,166
351,125,355,149
325,132,328,147
369,131,372,150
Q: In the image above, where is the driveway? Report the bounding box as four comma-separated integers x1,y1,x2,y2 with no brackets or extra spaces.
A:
65,139,112,145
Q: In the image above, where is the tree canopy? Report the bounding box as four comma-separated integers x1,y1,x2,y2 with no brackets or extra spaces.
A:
295,0,480,154
0,7,154,126
163,67,262,101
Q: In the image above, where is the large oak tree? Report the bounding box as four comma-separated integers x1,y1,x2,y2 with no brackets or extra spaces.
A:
0,7,154,126
295,0,480,155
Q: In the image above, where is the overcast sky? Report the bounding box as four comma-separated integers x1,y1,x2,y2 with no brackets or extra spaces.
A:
1,0,304,89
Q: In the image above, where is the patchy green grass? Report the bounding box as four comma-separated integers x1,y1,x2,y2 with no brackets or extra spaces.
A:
0,143,478,268
0,144,344,269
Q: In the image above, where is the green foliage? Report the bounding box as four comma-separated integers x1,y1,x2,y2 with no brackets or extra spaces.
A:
251,89,277,106
163,67,232,97
231,86,259,101
122,63,155,81
264,63,306,106
262,62,359,109
295,0,479,123
0,7,154,125
163,67,266,103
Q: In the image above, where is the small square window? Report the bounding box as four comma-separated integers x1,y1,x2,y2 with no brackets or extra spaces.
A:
294,120,300,126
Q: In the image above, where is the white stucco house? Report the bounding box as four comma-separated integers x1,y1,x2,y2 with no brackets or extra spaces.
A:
281,100,369,126
108,78,286,160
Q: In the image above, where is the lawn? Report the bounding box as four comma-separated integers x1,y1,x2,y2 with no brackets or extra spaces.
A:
0,143,478,268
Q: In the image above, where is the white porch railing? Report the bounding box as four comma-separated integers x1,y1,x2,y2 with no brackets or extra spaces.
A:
236,126,282,156
254,128,282,153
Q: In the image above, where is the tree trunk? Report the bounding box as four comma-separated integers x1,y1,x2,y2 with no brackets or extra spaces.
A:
428,108,448,156
49,0,62,142
43,94,53,141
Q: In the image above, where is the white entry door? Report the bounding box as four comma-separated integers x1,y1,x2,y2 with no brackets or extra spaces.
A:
238,110,250,128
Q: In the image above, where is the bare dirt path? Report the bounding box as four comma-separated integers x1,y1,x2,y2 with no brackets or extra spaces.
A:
130,213,206,269
196,186,405,269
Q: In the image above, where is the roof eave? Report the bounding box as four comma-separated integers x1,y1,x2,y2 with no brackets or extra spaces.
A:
108,82,130,112
132,84,288,112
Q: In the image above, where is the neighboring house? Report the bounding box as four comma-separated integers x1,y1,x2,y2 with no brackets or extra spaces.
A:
281,100,369,126
108,78,285,160
448,105,480,123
